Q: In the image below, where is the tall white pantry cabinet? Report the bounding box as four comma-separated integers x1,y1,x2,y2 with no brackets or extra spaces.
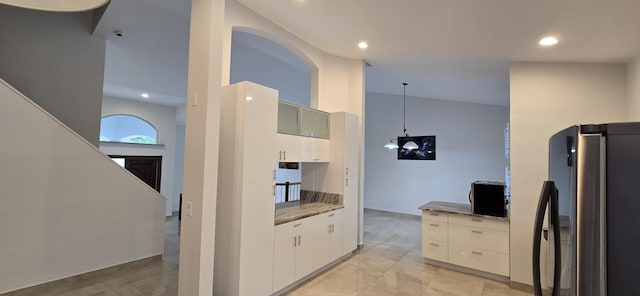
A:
214,82,278,296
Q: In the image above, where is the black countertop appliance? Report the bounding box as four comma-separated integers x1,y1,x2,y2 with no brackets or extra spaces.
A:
470,181,507,217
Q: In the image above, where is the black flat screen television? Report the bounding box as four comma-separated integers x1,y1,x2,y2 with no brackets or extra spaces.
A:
398,136,436,160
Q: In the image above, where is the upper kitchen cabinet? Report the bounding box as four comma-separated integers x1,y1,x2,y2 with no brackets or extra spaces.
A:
277,100,330,139
277,100,300,136
300,107,330,139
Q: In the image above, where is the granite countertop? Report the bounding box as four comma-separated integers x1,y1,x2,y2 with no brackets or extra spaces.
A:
418,201,510,221
275,201,344,225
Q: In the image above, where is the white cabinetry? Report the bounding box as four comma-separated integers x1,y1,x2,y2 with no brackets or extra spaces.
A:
422,211,448,262
276,134,329,162
421,210,510,278
215,82,278,296
330,113,359,253
302,113,359,252
314,209,344,268
273,217,316,292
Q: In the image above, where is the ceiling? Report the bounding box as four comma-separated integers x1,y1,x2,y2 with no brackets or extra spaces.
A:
96,0,640,107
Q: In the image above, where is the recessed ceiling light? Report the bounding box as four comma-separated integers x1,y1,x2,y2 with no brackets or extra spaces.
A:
141,93,149,98
539,36,558,46
358,41,368,49
246,96,253,101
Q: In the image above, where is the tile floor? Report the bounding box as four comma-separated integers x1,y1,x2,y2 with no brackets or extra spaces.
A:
286,210,531,296
4,209,532,296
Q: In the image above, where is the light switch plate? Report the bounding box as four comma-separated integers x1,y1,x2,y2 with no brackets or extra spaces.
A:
185,201,193,217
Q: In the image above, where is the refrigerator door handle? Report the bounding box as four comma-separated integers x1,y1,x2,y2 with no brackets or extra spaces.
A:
533,181,554,296
550,187,561,296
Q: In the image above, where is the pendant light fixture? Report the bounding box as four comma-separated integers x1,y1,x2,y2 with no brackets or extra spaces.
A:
384,139,399,149
400,82,418,150
383,82,419,150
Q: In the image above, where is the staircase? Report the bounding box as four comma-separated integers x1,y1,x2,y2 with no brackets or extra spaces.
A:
0,79,167,294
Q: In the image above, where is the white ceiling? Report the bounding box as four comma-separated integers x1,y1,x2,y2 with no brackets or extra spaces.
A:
96,0,640,107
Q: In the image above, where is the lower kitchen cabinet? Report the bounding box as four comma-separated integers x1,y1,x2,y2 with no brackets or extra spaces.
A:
273,209,345,293
273,217,316,292
420,205,510,279
314,209,344,269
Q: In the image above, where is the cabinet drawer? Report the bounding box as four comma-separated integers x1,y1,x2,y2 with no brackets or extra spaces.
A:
422,220,448,242
449,244,509,276
422,239,447,262
422,210,448,223
448,214,509,232
275,216,315,238
449,224,509,254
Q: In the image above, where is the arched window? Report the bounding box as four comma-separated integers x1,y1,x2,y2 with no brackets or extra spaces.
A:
100,115,158,144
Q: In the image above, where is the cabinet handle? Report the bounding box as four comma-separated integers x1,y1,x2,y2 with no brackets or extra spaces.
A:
472,251,483,256
471,230,483,234
293,236,297,247
345,178,349,186
471,218,482,222
283,151,286,160
279,151,282,160
429,243,439,247
331,224,334,232
328,213,335,217
293,223,302,227
430,212,439,216
429,223,439,227
345,168,349,175
298,235,301,246
328,225,332,233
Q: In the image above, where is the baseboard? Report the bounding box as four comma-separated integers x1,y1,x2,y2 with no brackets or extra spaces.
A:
363,207,421,219
509,281,534,293
424,258,510,283
3,255,163,294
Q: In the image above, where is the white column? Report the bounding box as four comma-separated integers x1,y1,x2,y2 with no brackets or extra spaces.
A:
178,0,225,295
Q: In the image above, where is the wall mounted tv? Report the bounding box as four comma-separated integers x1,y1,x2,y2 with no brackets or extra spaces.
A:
398,136,436,160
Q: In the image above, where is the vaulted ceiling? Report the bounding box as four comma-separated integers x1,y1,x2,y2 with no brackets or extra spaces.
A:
97,0,640,107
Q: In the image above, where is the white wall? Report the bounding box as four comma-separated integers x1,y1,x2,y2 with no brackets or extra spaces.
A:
364,92,509,215
0,5,106,146
628,54,640,119
509,62,628,286
230,31,311,106
99,96,177,216
0,80,165,294
223,1,364,115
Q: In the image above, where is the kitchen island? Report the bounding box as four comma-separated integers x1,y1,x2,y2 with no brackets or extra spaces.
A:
419,201,510,282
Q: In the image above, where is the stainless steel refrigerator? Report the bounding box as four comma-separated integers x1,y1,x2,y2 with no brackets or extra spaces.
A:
532,122,640,296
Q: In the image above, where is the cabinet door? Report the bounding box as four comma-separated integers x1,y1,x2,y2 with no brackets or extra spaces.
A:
295,229,316,280
329,210,344,261
343,175,358,253
314,216,332,269
273,235,296,292
243,86,277,184
300,138,330,162
344,113,359,176
300,107,330,139
276,134,301,162
277,100,299,135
